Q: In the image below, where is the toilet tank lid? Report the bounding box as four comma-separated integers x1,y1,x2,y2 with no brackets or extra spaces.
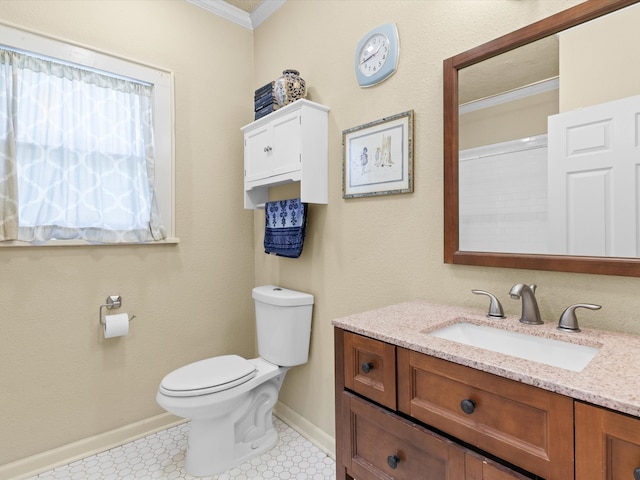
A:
252,285,314,306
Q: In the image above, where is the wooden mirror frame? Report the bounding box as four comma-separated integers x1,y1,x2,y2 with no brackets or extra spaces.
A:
444,0,640,277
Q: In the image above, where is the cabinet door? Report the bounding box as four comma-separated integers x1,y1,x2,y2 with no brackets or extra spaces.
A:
244,123,271,182
576,401,640,479
270,110,301,176
344,392,466,480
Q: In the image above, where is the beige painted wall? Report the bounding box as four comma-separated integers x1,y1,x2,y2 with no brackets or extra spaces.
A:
6,0,640,472
252,0,640,446
560,3,640,111
0,0,256,466
460,89,558,150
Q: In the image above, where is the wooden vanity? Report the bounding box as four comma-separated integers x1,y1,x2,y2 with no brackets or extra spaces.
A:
333,301,640,479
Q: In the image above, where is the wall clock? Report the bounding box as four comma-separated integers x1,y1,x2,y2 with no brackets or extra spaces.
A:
355,23,399,88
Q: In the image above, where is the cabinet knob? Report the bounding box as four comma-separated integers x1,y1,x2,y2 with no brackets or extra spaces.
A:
460,399,476,414
387,453,401,469
361,362,374,374
263,146,272,152
634,467,640,480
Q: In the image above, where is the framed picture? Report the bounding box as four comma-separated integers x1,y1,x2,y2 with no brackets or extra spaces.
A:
342,110,414,199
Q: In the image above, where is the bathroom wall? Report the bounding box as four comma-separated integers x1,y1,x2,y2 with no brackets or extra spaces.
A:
0,0,256,468
559,3,640,112
459,89,558,149
252,0,640,450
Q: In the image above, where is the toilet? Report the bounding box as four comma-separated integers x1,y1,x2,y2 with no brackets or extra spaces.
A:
156,285,314,477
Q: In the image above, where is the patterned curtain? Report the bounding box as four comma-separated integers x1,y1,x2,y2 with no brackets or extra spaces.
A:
0,48,166,243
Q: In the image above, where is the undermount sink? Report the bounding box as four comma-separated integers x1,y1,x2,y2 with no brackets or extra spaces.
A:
429,322,599,372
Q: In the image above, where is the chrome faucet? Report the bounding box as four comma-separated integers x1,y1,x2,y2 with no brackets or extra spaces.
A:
509,284,543,325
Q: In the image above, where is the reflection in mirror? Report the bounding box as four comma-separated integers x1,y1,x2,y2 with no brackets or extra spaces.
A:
459,36,559,254
444,0,640,276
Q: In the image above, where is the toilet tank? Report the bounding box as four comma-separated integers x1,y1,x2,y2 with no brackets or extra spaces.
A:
252,285,314,367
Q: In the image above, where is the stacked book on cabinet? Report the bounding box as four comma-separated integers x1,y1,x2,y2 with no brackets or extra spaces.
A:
254,81,278,120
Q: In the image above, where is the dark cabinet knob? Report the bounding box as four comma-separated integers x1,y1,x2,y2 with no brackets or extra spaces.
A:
361,362,373,373
387,454,401,469
460,399,476,414
634,467,640,480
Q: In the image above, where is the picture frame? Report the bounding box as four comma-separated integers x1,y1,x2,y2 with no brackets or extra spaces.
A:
342,110,414,199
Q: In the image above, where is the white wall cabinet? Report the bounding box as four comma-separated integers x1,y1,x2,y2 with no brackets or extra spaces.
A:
241,99,329,209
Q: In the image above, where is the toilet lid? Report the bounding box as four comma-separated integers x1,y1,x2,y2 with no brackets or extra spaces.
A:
160,355,257,397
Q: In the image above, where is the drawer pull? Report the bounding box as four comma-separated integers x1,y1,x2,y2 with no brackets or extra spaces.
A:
460,399,476,414
361,362,374,373
387,453,401,469
634,467,640,480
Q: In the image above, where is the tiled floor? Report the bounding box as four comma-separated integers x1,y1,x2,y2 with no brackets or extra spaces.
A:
26,417,336,480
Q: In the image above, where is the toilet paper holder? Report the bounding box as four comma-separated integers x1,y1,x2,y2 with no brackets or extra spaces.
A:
99,295,136,325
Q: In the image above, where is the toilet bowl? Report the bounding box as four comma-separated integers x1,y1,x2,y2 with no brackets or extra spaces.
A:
157,356,286,476
156,285,314,477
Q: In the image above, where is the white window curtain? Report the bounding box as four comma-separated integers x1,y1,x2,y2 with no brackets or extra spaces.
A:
0,48,166,243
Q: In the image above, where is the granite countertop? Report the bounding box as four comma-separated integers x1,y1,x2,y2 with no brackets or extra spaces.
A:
332,300,640,417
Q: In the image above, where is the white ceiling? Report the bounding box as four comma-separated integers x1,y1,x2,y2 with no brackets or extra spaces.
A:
225,0,262,13
186,0,286,30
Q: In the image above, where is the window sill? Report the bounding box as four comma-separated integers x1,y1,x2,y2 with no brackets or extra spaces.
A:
0,237,180,247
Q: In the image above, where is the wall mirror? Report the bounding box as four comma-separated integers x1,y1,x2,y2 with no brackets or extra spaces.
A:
444,0,640,277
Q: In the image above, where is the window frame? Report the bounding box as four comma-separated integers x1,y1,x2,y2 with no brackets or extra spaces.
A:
0,22,177,246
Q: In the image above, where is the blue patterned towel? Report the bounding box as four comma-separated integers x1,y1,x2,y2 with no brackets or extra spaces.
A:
264,198,308,258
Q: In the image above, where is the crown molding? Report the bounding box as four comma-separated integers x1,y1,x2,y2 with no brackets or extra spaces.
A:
185,0,286,30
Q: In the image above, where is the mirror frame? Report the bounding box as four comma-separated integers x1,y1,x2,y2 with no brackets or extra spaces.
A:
444,0,640,277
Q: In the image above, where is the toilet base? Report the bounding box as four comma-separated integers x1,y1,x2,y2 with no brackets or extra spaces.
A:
185,412,279,476
182,370,286,477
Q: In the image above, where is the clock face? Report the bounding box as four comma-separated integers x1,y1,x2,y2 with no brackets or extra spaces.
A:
354,23,399,88
358,33,389,77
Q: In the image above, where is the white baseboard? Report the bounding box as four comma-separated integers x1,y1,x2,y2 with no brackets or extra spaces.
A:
0,413,185,480
273,401,336,459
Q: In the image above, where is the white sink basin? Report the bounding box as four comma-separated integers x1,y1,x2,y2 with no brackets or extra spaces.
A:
429,322,599,372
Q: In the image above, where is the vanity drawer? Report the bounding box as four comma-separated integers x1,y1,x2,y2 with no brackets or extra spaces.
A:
343,391,465,480
397,348,574,479
343,331,396,409
343,392,530,480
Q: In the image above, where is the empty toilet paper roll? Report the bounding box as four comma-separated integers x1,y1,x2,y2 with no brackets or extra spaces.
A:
103,313,130,338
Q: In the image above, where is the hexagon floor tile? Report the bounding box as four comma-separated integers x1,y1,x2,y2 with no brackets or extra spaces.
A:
26,417,336,479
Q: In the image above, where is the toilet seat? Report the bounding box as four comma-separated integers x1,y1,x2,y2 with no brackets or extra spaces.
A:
159,355,257,397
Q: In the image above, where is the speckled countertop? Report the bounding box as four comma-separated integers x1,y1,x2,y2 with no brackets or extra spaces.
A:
332,300,640,417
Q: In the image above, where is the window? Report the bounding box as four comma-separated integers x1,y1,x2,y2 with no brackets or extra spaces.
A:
0,24,174,245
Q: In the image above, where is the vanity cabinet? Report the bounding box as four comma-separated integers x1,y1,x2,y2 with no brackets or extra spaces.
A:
335,329,530,480
575,401,640,479
241,99,328,209
334,300,640,479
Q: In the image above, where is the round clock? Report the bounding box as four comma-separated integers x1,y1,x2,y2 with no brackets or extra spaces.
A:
355,23,399,88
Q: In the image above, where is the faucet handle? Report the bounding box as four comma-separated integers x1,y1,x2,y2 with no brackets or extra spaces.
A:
472,290,505,318
557,303,601,333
